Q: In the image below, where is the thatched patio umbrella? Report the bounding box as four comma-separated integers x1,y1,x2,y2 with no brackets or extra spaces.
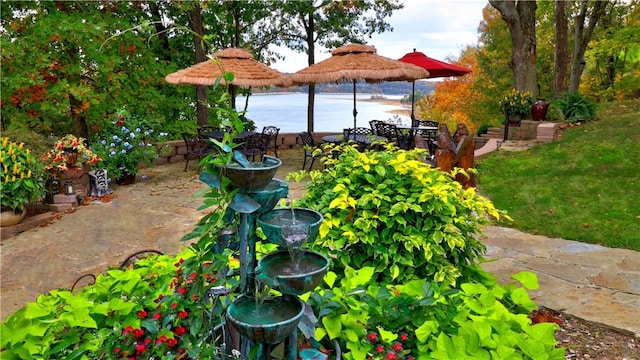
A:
165,48,290,87
290,43,429,129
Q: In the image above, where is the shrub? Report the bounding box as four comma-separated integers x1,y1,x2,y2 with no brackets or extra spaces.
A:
298,144,508,286
0,137,47,211
552,92,598,123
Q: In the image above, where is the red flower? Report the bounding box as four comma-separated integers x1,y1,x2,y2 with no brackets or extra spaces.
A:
375,345,385,353
171,303,178,309
393,343,403,352
156,335,167,344
192,295,199,301
133,328,144,338
144,338,152,345
399,333,408,341
137,310,148,319
189,272,196,279
114,347,121,353
122,325,133,335
177,287,186,295
167,338,178,348
174,326,186,336
177,310,189,319
367,332,378,342
386,352,397,360
153,313,162,321
136,344,146,355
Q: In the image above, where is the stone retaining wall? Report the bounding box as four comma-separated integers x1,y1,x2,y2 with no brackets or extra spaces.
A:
151,132,341,166
481,120,559,141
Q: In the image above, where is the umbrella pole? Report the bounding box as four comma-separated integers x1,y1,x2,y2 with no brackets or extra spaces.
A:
352,80,358,129
411,81,415,120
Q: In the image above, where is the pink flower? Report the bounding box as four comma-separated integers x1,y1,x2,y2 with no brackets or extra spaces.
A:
189,272,196,279
137,310,148,319
399,333,409,341
375,345,385,353
393,343,403,352
367,332,378,342
385,352,397,360
177,287,186,295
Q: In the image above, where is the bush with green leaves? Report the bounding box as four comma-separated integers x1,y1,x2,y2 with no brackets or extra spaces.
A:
552,93,598,123
1,245,238,359
297,144,508,286
307,266,564,360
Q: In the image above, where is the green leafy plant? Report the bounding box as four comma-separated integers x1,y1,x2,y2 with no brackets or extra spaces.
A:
551,92,598,123
89,109,168,181
499,89,534,117
307,265,563,360
0,137,47,211
298,145,508,286
0,246,237,359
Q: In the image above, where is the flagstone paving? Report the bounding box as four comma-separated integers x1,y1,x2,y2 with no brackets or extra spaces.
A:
1,150,638,339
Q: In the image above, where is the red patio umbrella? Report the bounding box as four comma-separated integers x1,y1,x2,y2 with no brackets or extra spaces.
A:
398,49,472,119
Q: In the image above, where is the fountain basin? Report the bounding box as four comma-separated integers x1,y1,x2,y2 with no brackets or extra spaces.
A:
226,295,304,344
257,250,330,295
250,179,289,214
257,208,323,247
222,155,282,192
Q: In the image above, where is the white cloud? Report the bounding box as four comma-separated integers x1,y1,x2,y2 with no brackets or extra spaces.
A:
270,0,487,73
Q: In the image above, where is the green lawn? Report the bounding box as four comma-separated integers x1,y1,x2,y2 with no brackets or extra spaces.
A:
476,100,640,251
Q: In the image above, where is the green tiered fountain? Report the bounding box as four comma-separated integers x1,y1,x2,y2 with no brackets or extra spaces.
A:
201,152,329,360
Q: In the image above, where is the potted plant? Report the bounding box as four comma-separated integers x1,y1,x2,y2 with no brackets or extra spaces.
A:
89,109,168,184
42,134,102,181
0,137,47,226
499,89,534,124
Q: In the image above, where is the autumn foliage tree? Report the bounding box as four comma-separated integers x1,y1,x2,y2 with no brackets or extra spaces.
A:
0,1,189,138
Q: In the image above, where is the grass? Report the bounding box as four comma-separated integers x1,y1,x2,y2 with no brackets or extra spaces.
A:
476,100,640,251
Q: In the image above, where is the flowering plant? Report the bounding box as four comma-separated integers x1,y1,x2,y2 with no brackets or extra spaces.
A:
1,137,46,211
499,89,534,117
41,134,101,178
363,329,415,360
89,111,168,181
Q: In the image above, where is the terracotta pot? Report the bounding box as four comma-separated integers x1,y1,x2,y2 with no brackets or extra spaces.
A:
531,99,549,121
1,208,27,227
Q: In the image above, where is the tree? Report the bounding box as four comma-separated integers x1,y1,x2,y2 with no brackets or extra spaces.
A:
279,0,403,132
488,0,538,95
554,0,569,96
0,1,175,137
568,0,608,93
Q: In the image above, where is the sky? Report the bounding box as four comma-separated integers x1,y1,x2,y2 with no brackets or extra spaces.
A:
269,0,489,74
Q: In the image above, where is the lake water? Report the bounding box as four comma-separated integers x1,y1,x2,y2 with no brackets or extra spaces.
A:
237,93,411,133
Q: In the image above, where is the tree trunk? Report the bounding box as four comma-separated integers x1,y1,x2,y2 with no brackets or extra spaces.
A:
569,0,608,93
188,4,209,126
488,0,538,95
554,0,569,97
306,9,316,133
69,93,89,139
